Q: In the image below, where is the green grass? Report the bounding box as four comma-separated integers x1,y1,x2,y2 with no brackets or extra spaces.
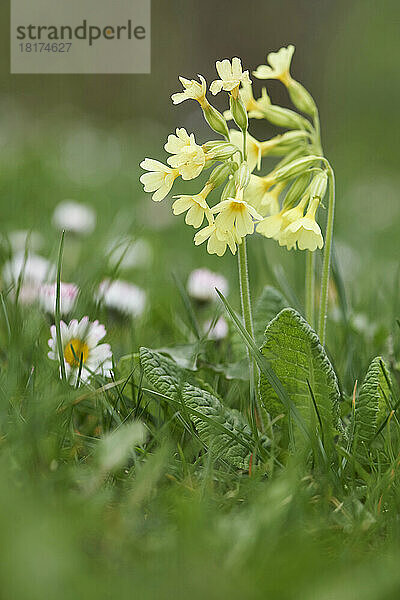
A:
0,123,400,600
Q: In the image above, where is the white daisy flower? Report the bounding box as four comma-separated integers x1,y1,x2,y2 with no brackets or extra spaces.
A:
187,268,229,303
39,282,79,315
48,317,113,385
204,316,229,340
97,279,146,318
52,200,96,235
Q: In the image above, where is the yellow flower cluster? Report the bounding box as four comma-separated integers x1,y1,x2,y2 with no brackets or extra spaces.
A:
140,50,327,256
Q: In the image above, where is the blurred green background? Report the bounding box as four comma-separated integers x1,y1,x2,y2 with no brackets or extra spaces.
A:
0,0,399,342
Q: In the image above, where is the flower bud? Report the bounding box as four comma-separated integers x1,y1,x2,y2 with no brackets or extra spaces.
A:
229,95,248,132
282,172,311,209
262,131,310,157
273,155,321,182
220,177,236,201
287,80,316,116
234,161,251,190
308,170,328,201
202,102,230,139
203,141,242,160
207,163,235,189
262,104,308,130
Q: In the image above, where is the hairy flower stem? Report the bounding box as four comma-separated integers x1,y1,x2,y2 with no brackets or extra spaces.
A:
318,164,335,345
304,108,323,329
305,250,315,327
237,238,262,431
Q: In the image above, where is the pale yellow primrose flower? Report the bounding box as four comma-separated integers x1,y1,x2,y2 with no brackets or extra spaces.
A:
279,197,323,251
229,130,263,173
257,196,307,242
224,83,271,120
165,128,206,180
253,45,295,86
171,75,207,106
230,129,282,173
172,183,213,229
140,158,179,202
244,176,285,217
194,223,238,257
212,193,262,239
210,58,251,96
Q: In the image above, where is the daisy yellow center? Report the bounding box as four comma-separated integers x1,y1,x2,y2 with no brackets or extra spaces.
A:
64,338,89,367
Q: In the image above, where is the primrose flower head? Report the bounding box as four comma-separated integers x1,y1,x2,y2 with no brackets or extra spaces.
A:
257,197,306,242
210,57,251,97
172,183,213,229
48,317,113,386
244,175,284,217
171,75,207,106
279,197,323,251
253,45,295,86
165,128,206,180
194,223,239,257
212,193,262,239
140,158,179,202
224,83,270,121
229,129,264,173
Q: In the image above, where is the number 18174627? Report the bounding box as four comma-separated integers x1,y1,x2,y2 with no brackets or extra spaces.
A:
19,42,72,53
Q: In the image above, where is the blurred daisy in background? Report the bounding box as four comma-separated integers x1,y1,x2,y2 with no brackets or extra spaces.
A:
1,229,43,254
2,253,56,305
97,279,146,318
52,200,96,235
39,282,79,315
106,236,153,271
203,316,228,341
48,317,113,385
187,268,229,303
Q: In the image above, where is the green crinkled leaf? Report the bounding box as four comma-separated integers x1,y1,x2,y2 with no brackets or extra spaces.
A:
181,384,255,469
139,347,258,469
354,356,392,456
229,285,289,364
254,286,289,343
139,346,213,397
259,308,341,443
